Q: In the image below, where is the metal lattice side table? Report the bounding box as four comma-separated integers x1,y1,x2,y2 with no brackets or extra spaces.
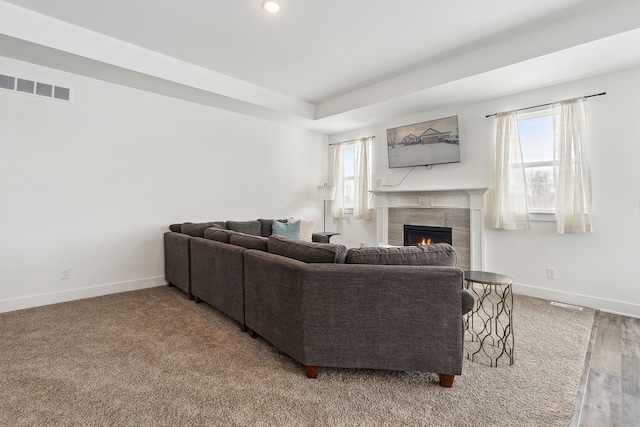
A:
463,270,514,367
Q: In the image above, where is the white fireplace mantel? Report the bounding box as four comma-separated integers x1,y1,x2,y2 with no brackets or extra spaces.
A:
373,187,490,270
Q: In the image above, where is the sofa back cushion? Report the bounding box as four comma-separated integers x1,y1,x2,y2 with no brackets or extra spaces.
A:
226,220,261,236
181,222,223,237
229,233,268,251
257,218,287,237
345,243,457,266
204,228,234,242
267,234,347,264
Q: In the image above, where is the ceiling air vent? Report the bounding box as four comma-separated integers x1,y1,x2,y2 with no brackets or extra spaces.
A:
0,73,71,102
0,74,15,90
16,78,34,94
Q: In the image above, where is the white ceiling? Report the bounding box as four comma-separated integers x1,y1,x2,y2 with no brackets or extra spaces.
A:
1,0,640,134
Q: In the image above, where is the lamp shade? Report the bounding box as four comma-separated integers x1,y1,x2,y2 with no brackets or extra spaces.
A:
317,184,336,201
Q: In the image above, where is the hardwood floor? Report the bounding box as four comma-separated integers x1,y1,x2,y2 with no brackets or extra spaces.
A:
571,311,640,426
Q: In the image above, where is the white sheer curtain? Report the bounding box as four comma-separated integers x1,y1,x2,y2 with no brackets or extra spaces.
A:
353,137,373,220
553,97,592,233
331,143,345,219
492,111,531,230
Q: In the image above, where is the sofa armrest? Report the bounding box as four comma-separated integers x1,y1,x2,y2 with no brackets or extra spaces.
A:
164,231,191,295
461,288,475,315
311,233,329,243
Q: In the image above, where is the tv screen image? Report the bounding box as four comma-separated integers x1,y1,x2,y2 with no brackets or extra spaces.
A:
387,115,460,168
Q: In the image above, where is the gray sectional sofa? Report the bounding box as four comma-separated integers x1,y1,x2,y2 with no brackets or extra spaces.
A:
164,220,474,387
164,219,329,300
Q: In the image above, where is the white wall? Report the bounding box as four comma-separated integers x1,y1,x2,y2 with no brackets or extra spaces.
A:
0,56,327,312
4,55,639,318
328,66,640,318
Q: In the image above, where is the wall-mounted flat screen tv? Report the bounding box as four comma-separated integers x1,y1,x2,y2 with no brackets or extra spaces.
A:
387,115,460,168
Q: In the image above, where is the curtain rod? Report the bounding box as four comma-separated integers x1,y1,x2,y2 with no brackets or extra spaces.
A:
485,92,606,118
329,136,375,146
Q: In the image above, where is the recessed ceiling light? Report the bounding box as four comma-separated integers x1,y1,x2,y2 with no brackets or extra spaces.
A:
262,1,282,13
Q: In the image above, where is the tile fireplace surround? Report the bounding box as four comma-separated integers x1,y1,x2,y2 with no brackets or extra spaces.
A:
373,188,489,271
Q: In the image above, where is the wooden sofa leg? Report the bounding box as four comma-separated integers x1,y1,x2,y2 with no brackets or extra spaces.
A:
187,292,194,301
306,366,318,379
439,374,455,387
248,328,259,338
239,323,247,333
167,282,174,288
194,296,201,303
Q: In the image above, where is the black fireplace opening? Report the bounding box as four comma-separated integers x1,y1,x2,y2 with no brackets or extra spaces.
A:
403,225,453,246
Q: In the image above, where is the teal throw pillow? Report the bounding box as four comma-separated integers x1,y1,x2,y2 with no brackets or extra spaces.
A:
272,219,300,240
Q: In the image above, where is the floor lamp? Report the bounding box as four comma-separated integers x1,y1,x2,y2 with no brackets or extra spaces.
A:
317,183,336,233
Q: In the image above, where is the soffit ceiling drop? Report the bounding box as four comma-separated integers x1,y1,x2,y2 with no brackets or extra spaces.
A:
1,0,639,134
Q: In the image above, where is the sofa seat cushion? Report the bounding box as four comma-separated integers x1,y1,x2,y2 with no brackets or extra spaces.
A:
181,222,223,237
230,233,268,251
226,220,261,236
267,234,347,264
345,243,457,266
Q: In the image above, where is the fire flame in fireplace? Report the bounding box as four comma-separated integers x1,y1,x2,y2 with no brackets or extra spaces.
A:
417,237,433,246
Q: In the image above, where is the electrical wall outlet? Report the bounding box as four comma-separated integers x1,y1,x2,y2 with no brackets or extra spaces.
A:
61,268,71,280
546,267,556,280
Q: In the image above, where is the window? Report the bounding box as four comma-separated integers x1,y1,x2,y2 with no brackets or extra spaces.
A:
493,97,592,232
518,109,555,214
342,144,355,210
332,137,373,220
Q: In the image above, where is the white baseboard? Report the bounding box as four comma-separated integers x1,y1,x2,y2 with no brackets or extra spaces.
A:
4,277,639,319
513,282,640,319
0,276,167,313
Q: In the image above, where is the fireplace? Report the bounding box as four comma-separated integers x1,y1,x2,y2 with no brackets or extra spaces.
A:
374,187,488,270
404,225,453,246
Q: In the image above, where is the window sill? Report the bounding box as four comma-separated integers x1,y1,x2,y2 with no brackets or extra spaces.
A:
528,211,556,222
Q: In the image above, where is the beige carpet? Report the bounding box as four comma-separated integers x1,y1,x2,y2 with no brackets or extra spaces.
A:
0,286,594,426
